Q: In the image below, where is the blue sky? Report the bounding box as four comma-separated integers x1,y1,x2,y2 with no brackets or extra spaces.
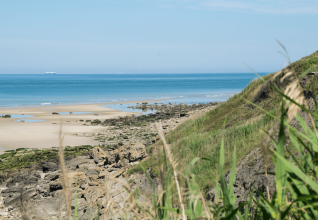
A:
0,0,317,74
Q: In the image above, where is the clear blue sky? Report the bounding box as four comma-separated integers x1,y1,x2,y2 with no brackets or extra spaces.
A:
0,0,317,74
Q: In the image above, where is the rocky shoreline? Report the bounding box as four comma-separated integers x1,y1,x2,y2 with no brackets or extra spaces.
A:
0,101,221,219
74,102,220,147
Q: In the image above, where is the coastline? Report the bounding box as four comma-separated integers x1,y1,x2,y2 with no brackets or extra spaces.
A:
0,100,163,154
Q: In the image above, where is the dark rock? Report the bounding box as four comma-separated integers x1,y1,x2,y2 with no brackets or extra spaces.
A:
44,171,60,181
41,161,59,172
49,182,63,192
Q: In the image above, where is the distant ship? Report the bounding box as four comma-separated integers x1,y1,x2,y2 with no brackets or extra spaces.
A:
44,72,56,75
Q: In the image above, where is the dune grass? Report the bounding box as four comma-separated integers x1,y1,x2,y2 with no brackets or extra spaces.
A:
128,50,318,195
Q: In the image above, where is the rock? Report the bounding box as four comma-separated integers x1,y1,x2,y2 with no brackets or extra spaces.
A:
207,148,275,207
110,169,124,179
49,181,62,192
126,142,147,162
65,172,87,187
41,161,59,172
91,147,107,164
88,182,99,186
44,171,60,181
89,175,99,182
66,156,95,169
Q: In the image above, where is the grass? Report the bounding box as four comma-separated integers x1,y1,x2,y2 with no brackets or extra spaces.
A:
128,50,318,195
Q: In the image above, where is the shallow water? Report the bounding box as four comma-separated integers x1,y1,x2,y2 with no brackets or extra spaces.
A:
101,100,215,114
102,103,154,114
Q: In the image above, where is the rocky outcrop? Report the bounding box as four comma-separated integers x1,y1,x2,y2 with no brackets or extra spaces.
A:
103,102,220,127
0,143,152,219
207,147,276,207
91,147,107,164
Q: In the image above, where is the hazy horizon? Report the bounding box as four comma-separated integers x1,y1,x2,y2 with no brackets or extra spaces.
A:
1,0,317,74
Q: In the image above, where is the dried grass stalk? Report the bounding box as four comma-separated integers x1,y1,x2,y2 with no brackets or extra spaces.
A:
273,70,282,79
103,172,116,220
283,79,304,121
155,121,186,220
58,122,72,220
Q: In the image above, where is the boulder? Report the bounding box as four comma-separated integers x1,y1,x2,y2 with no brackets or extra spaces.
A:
41,161,59,172
116,142,147,162
126,142,147,162
44,171,60,181
105,150,120,165
49,181,63,192
65,172,87,187
91,147,107,164
66,156,95,169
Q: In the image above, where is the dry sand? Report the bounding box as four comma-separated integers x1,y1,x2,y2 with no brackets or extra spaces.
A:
0,100,162,154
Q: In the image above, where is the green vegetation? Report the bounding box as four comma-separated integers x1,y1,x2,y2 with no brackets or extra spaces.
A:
0,145,94,173
92,119,101,124
124,50,318,219
128,50,318,195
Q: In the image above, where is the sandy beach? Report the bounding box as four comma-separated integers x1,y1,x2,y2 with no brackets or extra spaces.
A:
0,100,162,154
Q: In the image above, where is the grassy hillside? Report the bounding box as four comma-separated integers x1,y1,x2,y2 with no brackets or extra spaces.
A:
128,50,318,195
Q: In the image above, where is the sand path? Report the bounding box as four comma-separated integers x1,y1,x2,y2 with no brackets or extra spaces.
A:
0,100,161,154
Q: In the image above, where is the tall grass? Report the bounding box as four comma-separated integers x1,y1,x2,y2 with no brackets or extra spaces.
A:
126,67,318,219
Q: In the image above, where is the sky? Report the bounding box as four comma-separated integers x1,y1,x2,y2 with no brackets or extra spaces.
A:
0,0,317,74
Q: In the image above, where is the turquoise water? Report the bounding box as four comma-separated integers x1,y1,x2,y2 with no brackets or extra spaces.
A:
0,73,267,108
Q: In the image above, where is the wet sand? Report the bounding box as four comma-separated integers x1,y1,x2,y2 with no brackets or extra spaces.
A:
0,100,162,154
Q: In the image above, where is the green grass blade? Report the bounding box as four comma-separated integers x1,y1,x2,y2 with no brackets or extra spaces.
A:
274,151,318,193
228,145,236,207
275,104,287,207
163,167,172,219
74,184,78,220
97,205,100,220
244,186,255,220
219,137,231,212
214,176,221,205
296,114,318,152
286,148,302,172
314,90,318,129
256,190,278,219
289,128,302,153
219,203,247,220
158,206,194,217
246,99,318,148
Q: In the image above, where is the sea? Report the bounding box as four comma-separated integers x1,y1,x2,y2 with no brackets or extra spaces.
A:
0,73,268,109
